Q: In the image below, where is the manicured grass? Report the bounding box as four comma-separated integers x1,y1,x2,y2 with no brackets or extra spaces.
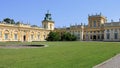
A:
0,41,120,68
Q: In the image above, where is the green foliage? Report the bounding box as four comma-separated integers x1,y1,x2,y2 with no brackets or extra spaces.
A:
46,31,61,41
31,25,38,27
0,42,120,68
16,22,21,24
61,32,77,41
3,18,15,24
46,32,77,41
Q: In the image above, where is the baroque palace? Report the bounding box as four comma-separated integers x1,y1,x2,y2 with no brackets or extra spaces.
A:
0,12,120,42
55,13,120,42
0,11,54,42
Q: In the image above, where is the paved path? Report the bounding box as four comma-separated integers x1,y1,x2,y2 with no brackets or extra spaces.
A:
93,54,120,68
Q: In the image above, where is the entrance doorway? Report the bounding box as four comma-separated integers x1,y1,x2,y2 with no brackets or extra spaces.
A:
23,35,26,41
93,35,96,41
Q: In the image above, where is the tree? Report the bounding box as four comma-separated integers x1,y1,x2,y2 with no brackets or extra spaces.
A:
3,18,15,24
61,32,77,41
16,21,21,24
31,25,38,27
46,31,61,41
46,31,77,41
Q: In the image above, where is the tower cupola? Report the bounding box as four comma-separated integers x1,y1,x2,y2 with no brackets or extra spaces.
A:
42,11,54,30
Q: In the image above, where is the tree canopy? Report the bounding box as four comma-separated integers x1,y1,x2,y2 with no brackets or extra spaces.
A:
46,31,77,41
46,31,61,41
3,18,15,24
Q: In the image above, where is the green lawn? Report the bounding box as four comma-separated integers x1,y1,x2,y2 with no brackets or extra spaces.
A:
0,41,120,68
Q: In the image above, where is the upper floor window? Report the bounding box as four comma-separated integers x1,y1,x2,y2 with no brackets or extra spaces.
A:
50,24,52,29
98,23,100,27
90,23,92,27
94,21,96,27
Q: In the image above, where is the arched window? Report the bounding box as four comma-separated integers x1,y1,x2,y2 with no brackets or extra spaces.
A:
31,32,34,40
114,29,118,39
38,32,40,39
114,33,118,39
50,24,52,29
14,34,18,40
106,33,110,39
4,30,9,40
14,31,18,40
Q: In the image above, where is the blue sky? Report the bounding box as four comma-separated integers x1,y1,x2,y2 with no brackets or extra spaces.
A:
0,0,120,27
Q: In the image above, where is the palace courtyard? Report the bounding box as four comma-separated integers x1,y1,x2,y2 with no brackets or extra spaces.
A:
0,41,120,68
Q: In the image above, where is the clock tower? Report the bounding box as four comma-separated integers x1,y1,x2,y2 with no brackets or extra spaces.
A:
42,11,54,30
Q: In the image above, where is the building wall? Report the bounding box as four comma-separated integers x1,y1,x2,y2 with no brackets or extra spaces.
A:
55,14,120,42
0,23,50,42
104,27,120,41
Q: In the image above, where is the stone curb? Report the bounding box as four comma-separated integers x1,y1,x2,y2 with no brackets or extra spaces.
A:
93,54,120,68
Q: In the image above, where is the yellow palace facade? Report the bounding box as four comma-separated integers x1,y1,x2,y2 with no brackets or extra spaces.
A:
0,11,54,42
55,13,120,41
0,12,120,42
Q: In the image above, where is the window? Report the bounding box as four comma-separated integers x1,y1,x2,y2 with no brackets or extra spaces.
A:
90,24,92,27
106,33,110,39
111,29,113,32
107,29,109,33
98,23,100,27
78,33,80,36
90,31,92,33
77,36,80,39
102,34,104,39
98,35,100,39
38,35,40,39
5,34,8,40
44,35,46,39
114,33,118,39
0,31,1,36
44,25,47,28
94,21,96,27
90,35,92,39
31,35,34,40
115,29,117,33
50,24,52,29
14,34,18,40
98,31,100,33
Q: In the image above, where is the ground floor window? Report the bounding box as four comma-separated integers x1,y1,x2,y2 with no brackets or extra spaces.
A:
5,34,8,40
31,35,34,40
44,35,46,39
78,33,80,36
106,33,110,39
38,35,40,39
0,31,1,36
114,33,118,39
98,35,100,39
90,35,92,39
14,34,18,40
101,34,104,39
77,36,80,39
